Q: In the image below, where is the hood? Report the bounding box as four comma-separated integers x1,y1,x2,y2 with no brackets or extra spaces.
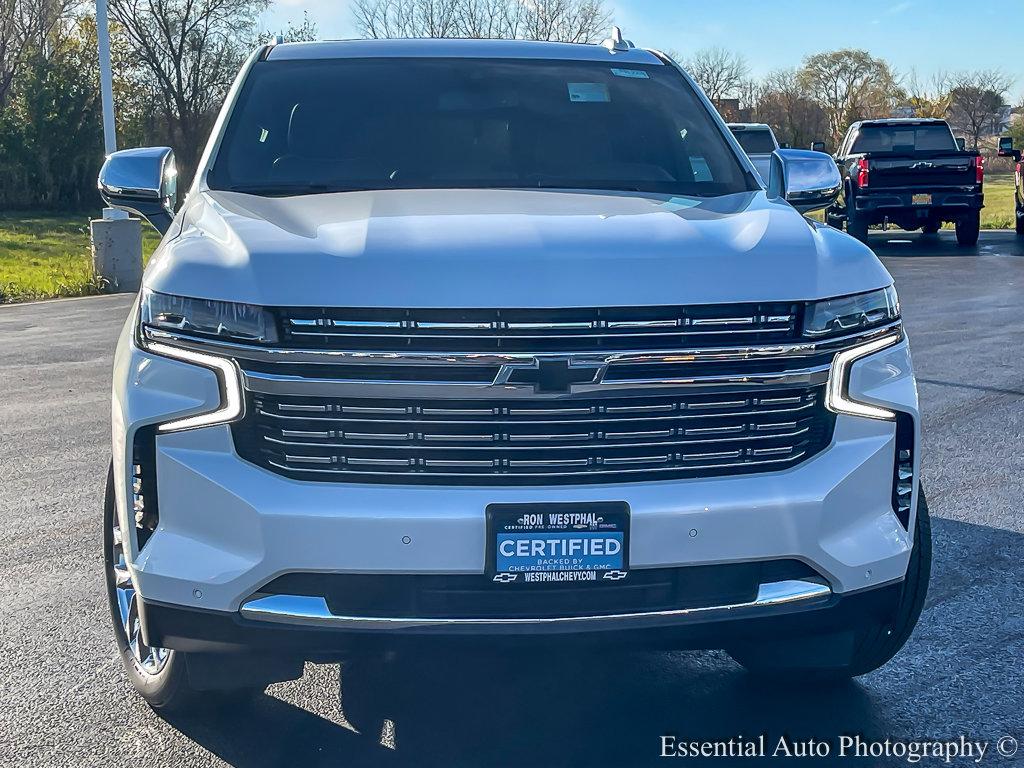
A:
146,188,891,308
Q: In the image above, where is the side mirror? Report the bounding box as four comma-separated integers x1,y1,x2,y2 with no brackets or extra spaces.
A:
810,140,826,153
769,149,842,214
98,147,177,234
997,136,1022,162
956,137,967,152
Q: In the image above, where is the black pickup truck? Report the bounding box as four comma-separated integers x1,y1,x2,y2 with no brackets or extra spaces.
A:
825,118,983,246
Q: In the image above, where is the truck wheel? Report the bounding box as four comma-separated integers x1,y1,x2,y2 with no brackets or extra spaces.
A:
955,211,980,247
104,463,273,712
1015,204,1024,237
845,213,869,243
728,485,931,680
824,206,843,230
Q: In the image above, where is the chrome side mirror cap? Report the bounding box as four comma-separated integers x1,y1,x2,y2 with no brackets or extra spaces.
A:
98,147,177,234
768,149,841,214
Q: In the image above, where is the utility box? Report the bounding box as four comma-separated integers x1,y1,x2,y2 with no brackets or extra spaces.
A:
91,215,143,293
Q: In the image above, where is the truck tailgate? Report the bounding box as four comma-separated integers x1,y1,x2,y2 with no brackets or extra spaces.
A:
866,153,977,189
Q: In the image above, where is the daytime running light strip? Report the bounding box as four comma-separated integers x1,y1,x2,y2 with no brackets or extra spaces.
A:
148,342,244,432
826,334,902,420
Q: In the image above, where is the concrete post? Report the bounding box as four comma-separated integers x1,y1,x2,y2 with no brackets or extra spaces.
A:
91,216,143,293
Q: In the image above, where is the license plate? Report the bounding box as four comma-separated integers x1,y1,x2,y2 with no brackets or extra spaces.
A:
486,502,629,585
912,193,932,206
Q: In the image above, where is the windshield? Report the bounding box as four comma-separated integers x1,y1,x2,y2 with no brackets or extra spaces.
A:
208,57,754,197
731,128,776,155
851,124,957,153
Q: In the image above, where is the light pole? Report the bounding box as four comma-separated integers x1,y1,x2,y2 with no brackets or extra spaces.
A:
92,0,140,292
95,0,127,221
95,0,117,157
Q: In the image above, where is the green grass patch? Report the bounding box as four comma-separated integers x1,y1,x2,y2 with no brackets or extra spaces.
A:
980,174,1017,229
0,212,160,303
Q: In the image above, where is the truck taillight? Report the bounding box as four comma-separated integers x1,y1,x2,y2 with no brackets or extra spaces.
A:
1016,162,1021,184
975,155,984,184
856,157,869,188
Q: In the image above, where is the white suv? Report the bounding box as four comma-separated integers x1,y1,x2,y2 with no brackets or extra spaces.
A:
99,36,929,716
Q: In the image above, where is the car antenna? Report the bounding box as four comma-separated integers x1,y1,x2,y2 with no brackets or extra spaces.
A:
602,26,634,53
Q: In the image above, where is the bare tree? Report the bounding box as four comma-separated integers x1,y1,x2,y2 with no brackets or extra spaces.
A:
685,47,748,106
0,0,74,110
756,68,828,150
946,70,1013,149
353,0,610,43
108,0,269,185
904,70,953,119
797,49,901,145
519,0,609,43
274,10,318,42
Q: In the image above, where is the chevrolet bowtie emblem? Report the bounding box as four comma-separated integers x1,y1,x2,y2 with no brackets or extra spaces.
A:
495,358,605,393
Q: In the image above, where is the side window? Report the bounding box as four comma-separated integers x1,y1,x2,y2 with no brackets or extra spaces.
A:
838,132,852,157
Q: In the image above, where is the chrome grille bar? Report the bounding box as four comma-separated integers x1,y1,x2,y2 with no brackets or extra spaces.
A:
235,387,833,485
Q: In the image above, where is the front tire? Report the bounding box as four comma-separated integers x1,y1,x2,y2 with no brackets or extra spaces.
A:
104,463,196,711
1015,202,1024,236
955,211,980,247
103,463,276,711
729,485,932,680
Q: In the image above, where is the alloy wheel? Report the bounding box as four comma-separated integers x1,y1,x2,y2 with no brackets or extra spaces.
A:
110,518,169,675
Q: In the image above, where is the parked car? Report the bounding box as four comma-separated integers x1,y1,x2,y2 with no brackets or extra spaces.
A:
826,118,984,245
998,136,1024,236
727,122,779,182
98,35,929,721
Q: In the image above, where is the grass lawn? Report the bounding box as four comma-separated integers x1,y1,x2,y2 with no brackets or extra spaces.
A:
0,211,161,304
979,174,1017,229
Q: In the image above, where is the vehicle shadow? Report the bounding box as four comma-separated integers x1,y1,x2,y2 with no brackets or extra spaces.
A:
161,515,1024,767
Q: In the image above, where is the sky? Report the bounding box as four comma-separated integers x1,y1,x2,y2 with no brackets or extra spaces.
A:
261,0,1024,102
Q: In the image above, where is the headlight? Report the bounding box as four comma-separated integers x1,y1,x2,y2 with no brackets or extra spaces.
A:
139,289,278,345
803,286,899,339
825,334,901,420
136,291,255,432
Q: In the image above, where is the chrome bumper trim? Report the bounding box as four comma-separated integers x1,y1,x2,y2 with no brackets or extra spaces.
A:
238,579,832,631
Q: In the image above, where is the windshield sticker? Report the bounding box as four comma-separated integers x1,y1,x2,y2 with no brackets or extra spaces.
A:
661,197,703,212
567,82,610,103
611,68,649,79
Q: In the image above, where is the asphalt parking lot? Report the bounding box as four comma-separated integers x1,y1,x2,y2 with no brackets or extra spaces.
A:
1,230,1023,767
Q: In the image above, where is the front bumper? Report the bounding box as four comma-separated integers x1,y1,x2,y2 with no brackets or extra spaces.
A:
112,321,920,646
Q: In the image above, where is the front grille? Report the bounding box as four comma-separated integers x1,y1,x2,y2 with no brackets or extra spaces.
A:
275,303,802,352
232,386,835,484
256,560,822,619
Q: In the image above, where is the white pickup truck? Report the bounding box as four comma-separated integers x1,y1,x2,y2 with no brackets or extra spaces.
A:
97,34,929,724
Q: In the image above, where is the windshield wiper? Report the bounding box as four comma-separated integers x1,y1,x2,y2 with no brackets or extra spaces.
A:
221,183,368,196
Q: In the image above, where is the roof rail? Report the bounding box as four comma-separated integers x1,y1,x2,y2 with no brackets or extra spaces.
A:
601,26,634,53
